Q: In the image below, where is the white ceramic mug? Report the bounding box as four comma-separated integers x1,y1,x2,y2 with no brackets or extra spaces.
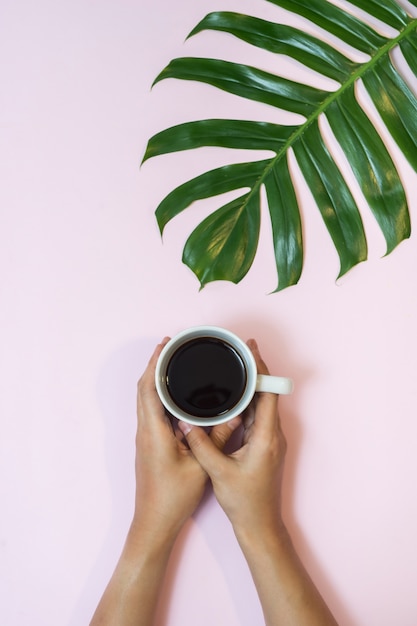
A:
155,325,293,426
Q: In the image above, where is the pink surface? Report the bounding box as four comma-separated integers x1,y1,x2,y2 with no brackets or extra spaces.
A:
1,1,417,624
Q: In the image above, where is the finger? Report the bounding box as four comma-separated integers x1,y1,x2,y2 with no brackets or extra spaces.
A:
178,422,229,478
137,337,170,426
246,338,280,437
139,337,170,388
247,337,270,376
210,416,242,451
241,403,255,445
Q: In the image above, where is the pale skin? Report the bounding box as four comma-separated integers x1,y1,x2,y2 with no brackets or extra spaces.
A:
90,338,338,626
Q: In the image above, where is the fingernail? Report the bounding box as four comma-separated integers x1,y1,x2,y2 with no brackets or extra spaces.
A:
178,421,193,436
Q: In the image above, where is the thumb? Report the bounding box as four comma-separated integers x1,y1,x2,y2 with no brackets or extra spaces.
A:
178,421,227,478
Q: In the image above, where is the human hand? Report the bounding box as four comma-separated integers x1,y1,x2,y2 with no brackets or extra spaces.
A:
90,340,240,626
93,340,338,626
178,338,287,539
132,338,241,543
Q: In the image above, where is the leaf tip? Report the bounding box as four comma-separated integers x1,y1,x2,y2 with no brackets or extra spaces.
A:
186,15,207,41
155,215,165,238
151,69,166,89
140,150,149,167
185,28,197,42
382,224,411,258
268,278,299,294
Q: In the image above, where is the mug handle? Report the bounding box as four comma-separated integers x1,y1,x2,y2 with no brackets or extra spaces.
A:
256,374,293,395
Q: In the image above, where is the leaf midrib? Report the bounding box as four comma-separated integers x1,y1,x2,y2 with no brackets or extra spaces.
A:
245,17,417,209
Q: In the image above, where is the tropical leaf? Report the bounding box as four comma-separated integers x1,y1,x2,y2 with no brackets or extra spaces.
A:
143,0,417,291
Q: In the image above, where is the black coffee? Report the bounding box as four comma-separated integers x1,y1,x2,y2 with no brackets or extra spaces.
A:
166,337,247,418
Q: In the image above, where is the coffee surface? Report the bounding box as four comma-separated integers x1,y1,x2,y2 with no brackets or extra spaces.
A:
166,337,247,417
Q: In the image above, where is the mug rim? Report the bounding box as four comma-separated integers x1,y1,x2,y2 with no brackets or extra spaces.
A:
155,325,257,426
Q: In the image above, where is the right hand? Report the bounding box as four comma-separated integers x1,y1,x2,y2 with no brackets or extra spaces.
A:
178,338,287,537
133,338,242,542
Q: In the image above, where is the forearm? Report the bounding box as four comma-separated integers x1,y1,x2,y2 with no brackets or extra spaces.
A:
90,521,177,626
234,523,338,626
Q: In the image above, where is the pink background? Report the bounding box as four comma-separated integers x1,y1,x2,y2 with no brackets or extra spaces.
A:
1,1,417,624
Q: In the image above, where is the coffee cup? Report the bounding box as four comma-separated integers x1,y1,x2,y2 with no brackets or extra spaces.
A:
155,326,293,426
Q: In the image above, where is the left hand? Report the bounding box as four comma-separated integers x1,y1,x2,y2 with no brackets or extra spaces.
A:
132,338,241,542
178,338,287,538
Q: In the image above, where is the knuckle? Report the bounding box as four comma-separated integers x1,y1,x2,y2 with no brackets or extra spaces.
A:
279,430,287,454
137,373,153,398
211,430,228,450
187,430,204,449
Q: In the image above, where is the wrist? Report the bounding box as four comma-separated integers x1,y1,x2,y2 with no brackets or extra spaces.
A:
232,516,290,554
127,513,183,557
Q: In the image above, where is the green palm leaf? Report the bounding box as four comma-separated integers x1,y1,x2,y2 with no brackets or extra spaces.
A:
143,0,416,291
